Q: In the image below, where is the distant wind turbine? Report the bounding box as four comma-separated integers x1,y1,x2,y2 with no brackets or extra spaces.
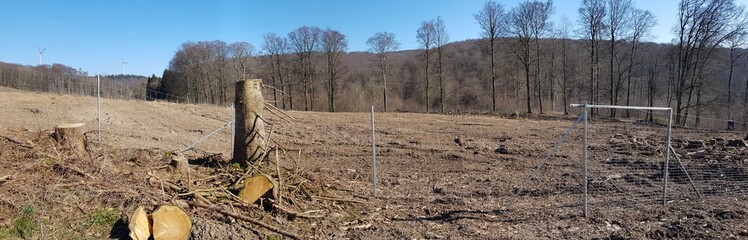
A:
36,46,47,65
121,56,129,75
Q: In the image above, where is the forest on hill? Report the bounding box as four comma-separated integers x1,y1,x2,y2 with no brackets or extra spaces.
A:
149,0,748,129
2,0,747,130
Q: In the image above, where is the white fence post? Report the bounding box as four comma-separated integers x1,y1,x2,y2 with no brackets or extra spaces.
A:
230,103,235,157
662,108,674,206
97,75,101,142
371,106,378,198
582,102,589,218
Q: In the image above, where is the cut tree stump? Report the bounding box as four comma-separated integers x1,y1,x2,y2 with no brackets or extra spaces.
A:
232,79,267,167
54,123,87,155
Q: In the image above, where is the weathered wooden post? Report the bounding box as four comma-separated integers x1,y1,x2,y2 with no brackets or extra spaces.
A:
232,79,267,167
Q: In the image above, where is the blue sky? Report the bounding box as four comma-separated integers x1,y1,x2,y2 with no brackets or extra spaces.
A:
1,0,745,77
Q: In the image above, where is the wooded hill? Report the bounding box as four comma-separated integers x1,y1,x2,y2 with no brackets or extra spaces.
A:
147,37,747,128
150,0,748,130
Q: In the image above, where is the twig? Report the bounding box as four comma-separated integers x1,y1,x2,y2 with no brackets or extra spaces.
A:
146,171,183,192
0,174,14,184
266,199,324,219
264,102,296,121
53,163,95,179
275,148,283,204
1,135,33,148
188,201,302,240
313,195,366,204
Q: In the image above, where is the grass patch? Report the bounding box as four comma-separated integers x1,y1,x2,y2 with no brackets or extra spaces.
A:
13,204,37,239
89,208,119,226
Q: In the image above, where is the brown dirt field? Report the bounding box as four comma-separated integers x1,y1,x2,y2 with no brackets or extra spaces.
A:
1,86,748,239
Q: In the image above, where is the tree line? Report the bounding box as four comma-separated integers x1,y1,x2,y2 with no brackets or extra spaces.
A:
23,0,747,129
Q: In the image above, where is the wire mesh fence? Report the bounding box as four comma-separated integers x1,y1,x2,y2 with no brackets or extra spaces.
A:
0,72,189,103
512,103,748,219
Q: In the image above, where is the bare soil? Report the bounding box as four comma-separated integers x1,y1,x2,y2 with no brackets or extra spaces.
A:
1,87,747,239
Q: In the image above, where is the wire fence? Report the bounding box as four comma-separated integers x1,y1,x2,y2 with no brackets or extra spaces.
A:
512,103,748,218
0,73,190,103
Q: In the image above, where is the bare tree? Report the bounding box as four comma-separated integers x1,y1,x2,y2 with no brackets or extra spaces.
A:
367,32,400,112
434,16,449,112
531,0,554,114
672,0,743,125
475,0,508,112
725,27,747,120
229,42,254,105
510,0,554,114
262,33,291,109
417,19,436,112
510,1,535,114
558,16,573,115
625,8,655,116
578,0,607,115
321,29,348,112
606,0,632,117
288,26,321,111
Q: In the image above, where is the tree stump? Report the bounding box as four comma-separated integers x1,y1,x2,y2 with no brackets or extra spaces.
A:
232,79,267,167
54,123,87,155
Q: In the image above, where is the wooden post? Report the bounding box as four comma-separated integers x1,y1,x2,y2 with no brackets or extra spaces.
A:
232,79,266,167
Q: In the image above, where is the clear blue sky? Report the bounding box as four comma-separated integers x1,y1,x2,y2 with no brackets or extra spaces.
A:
1,0,745,77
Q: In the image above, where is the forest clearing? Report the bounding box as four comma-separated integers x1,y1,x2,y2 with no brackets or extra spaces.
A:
1,87,747,239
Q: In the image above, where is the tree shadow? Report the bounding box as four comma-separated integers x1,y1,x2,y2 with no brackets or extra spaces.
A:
109,218,130,239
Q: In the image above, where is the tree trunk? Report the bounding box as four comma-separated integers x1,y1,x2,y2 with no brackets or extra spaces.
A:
232,79,267,167
425,48,431,113
55,123,87,157
491,39,497,112
382,58,388,112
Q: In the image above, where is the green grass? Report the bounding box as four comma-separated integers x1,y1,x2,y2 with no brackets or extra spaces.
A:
13,204,37,239
89,208,119,226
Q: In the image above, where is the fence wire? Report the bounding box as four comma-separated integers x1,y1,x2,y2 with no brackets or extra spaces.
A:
513,105,748,219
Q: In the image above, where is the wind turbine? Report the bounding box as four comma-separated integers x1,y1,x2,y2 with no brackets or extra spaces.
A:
121,56,128,75
36,46,46,65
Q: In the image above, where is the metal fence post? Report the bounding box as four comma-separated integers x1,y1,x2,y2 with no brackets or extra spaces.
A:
371,106,378,198
97,75,101,142
583,103,589,217
662,108,673,206
230,103,235,157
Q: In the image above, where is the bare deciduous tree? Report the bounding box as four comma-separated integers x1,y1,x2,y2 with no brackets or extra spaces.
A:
434,16,449,113
625,8,655,116
510,0,553,114
475,0,508,112
606,0,632,117
578,0,607,115
367,32,400,112
288,26,321,111
417,19,436,112
321,29,348,112
558,16,573,115
672,0,743,125
530,0,554,114
262,33,291,109
724,26,747,119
